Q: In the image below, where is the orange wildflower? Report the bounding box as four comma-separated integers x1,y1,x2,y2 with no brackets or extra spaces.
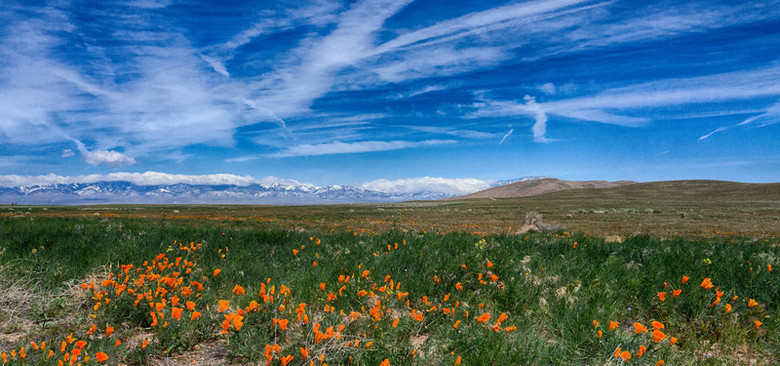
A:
497,313,508,323
620,351,631,361
392,318,399,328
186,300,196,311
711,297,721,307
142,340,149,349
609,321,619,331
673,289,682,298
453,320,461,329
455,356,462,365
475,313,490,324
748,299,759,307
724,304,732,313
653,330,666,343
651,321,664,331
636,345,647,357
279,319,289,330
656,360,665,366
657,292,666,301
597,330,602,338
380,359,390,366
105,326,114,337
292,249,298,255
191,311,201,320
320,283,326,290
633,322,648,334
213,269,221,277
755,320,763,329
171,307,183,320
232,285,245,296
95,352,108,363
670,337,677,346
361,270,369,278
280,355,294,366
700,278,714,290
681,276,689,284
613,347,621,358
218,300,229,312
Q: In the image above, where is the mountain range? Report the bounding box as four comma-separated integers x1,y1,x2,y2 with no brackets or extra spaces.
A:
0,177,545,205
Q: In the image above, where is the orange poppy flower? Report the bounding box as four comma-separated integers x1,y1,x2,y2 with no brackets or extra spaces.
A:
453,320,461,329
613,347,621,358
597,330,603,338
651,321,664,331
656,360,665,366
95,352,109,363
392,318,399,328
186,301,196,311
171,307,183,320
652,330,666,343
620,351,631,361
280,355,294,366
232,285,245,296
218,300,229,312
681,276,689,284
105,326,114,337
381,359,390,366
670,337,677,346
636,345,647,357
455,356,462,365
673,289,682,298
213,269,221,277
633,322,648,334
191,311,201,320
724,304,732,313
748,299,759,307
475,313,490,324
755,320,763,329
657,292,666,301
700,278,714,290
609,321,619,331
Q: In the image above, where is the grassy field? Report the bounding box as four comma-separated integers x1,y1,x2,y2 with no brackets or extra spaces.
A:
0,182,779,365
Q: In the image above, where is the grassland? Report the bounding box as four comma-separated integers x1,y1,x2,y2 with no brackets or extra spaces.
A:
0,181,779,365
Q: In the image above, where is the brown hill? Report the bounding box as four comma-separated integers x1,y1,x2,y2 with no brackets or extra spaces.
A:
449,178,635,200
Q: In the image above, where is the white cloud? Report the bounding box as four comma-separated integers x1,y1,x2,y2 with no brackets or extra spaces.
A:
698,127,727,141
199,54,230,77
539,83,556,95
498,128,514,145
471,66,780,142
80,149,136,167
0,172,274,187
61,149,75,158
270,139,456,158
360,177,492,195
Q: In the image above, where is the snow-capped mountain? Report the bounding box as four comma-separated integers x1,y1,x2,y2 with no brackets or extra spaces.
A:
0,181,446,205
0,176,547,205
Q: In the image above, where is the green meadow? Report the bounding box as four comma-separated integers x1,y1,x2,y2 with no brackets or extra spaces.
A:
1,209,778,365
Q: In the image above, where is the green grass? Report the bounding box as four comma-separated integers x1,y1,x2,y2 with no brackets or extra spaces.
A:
0,216,778,365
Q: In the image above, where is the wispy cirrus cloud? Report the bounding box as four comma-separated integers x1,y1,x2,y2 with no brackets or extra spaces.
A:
267,139,456,158
471,65,780,142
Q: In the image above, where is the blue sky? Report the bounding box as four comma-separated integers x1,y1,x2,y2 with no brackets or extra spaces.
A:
1,0,779,192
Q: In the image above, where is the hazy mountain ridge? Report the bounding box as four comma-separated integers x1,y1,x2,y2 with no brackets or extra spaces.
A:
449,178,636,200
0,180,460,205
